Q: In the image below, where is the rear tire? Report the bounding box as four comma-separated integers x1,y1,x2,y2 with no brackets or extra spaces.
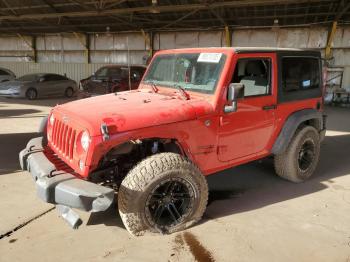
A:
118,153,208,236
64,87,74,98
26,88,37,100
274,126,320,183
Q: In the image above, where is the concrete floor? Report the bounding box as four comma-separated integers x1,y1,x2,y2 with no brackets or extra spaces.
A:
0,97,349,262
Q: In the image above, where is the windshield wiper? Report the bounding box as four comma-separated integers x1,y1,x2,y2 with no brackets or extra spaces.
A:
145,81,158,93
174,84,190,100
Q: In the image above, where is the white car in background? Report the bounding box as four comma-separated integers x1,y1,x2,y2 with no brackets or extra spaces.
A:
0,73,77,100
0,67,16,82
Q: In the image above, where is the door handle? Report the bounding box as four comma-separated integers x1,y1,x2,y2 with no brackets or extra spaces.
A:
262,105,277,110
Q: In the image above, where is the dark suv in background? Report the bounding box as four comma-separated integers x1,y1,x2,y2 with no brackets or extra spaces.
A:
78,65,146,98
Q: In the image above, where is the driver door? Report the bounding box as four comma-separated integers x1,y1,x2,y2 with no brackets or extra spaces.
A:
218,53,277,162
36,74,55,96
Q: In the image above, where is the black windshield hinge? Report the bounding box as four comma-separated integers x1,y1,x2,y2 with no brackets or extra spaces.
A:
100,123,110,141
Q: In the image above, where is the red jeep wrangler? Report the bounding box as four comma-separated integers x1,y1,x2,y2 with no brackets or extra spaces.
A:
20,47,326,236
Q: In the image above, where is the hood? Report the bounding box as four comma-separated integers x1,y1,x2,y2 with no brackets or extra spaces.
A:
54,90,214,136
0,80,24,90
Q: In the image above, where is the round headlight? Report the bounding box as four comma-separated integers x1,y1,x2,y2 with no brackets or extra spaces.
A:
80,131,90,151
49,114,55,126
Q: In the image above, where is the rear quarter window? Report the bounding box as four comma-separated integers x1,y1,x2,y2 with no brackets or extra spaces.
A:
282,57,320,92
278,54,322,103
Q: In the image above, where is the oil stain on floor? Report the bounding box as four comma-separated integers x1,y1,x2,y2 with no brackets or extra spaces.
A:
173,232,215,262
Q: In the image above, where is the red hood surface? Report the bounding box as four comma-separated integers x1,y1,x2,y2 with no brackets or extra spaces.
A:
54,90,213,136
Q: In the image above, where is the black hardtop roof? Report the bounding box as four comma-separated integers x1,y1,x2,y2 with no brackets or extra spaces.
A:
163,47,321,57
233,47,321,56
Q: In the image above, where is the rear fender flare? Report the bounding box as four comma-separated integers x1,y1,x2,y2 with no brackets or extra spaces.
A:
271,109,323,155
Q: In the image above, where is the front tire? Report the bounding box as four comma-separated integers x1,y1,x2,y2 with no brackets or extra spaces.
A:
118,153,208,236
274,126,320,183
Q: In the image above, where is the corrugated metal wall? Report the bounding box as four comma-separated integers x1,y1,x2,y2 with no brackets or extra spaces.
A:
0,27,349,85
0,62,105,84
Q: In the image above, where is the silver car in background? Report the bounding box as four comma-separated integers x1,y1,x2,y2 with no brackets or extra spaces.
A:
0,67,16,82
0,73,77,100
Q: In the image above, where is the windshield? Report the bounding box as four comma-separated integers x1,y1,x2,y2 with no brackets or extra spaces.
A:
94,67,127,79
143,53,226,94
17,74,40,81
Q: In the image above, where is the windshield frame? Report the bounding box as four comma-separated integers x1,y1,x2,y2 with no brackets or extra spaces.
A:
142,52,227,95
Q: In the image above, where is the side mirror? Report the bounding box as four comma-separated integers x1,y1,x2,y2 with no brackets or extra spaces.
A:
38,77,45,83
224,83,245,113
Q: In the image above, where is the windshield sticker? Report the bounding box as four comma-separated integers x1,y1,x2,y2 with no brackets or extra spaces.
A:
197,53,222,63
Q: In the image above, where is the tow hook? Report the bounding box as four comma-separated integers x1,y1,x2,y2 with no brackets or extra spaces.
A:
56,205,82,229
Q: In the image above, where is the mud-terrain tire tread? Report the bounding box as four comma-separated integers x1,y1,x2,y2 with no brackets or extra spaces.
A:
118,152,208,236
274,126,320,183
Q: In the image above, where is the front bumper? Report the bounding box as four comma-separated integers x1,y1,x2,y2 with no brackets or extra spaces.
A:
19,137,114,213
0,89,22,97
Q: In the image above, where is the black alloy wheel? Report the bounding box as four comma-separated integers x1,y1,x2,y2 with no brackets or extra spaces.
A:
145,178,195,230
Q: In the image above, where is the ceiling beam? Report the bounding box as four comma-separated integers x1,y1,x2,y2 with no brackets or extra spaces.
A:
2,11,340,25
0,0,337,21
335,0,350,21
160,8,201,29
0,0,133,11
40,0,81,31
0,11,341,33
104,0,128,10
68,0,95,11
1,0,18,16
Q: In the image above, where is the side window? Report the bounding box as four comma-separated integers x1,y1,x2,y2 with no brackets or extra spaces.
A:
0,69,9,76
282,57,320,92
45,74,60,81
42,75,52,81
57,75,68,80
107,68,121,78
120,68,129,80
131,69,141,82
232,58,271,97
49,74,67,81
95,67,108,78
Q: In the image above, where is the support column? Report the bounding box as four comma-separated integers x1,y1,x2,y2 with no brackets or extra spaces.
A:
141,29,153,63
225,26,231,47
32,36,37,63
86,33,91,64
73,32,90,64
325,21,337,60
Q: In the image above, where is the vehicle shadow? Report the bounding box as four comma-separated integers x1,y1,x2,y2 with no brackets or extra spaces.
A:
0,132,39,175
87,133,350,230
0,109,43,118
0,97,76,108
203,133,350,221
87,204,125,228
